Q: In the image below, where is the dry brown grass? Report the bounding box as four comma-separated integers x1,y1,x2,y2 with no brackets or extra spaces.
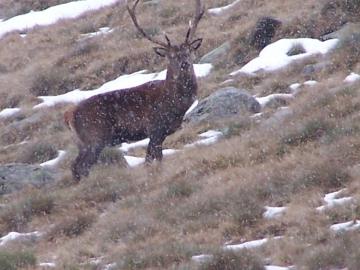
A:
0,0,359,268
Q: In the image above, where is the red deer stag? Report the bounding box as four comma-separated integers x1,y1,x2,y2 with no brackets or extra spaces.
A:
64,0,205,180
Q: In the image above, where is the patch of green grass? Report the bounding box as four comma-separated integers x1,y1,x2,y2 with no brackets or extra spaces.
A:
0,250,36,270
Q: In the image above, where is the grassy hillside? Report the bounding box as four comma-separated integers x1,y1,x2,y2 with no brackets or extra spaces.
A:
0,0,360,269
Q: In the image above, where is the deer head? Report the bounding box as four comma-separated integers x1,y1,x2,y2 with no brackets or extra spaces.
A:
126,0,204,87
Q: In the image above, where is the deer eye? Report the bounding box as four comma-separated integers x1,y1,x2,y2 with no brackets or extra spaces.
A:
181,61,191,69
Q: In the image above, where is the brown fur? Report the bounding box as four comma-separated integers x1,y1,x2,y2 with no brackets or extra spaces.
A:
63,105,76,133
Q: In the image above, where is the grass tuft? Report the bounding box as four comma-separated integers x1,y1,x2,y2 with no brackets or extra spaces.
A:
0,193,55,234
15,141,58,164
280,118,333,146
28,66,79,96
199,249,264,270
166,179,198,198
47,211,96,241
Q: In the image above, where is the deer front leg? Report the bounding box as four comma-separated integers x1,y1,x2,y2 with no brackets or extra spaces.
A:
72,143,104,180
145,131,166,163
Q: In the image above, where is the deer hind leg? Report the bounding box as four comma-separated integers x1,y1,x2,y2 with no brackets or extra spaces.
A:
72,143,104,180
145,132,166,163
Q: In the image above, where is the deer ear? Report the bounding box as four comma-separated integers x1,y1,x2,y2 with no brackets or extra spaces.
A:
190,38,202,51
154,47,168,57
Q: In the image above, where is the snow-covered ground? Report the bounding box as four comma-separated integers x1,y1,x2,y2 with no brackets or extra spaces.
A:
230,38,339,76
0,0,359,269
0,0,119,39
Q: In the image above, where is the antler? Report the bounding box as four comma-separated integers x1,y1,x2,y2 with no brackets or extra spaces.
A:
185,0,205,44
126,0,171,47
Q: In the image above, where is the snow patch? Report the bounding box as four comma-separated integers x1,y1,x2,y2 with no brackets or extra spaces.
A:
0,108,20,118
344,72,360,83
0,231,41,246
40,150,66,167
316,189,352,211
208,0,243,15
0,0,119,40
230,38,339,76
263,206,286,219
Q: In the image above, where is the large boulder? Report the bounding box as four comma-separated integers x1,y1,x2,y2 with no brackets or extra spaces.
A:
321,22,360,48
302,61,332,76
184,87,261,123
0,163,61,195
249,17,282,51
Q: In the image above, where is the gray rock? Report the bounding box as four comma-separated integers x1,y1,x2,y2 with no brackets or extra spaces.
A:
184,87,261,123
249,17,282,51
302,61,332,76
321,23,360,48
198,42,231,64
143,0,162,7
263,108,293,125
0,163,61,195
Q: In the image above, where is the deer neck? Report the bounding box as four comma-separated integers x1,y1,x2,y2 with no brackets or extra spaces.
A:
165,66,198,103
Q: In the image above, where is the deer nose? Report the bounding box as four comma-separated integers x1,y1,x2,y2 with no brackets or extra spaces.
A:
181,60,191,70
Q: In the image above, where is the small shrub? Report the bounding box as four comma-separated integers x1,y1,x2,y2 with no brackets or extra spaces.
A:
287,43,306,56
47,211,96,241
0,92,24,111
131,27,159,40
120,239,198,269
29,66,79,96
220,118,252,138
158,6,180,19
0,250,36,270
166,179,197,198
198,153,244,173
280,118,333,146
77,175,128,203
298,161,351,190
299,232,360,269
0,193,55,234
15,141,58,164
107,218,158,244
66,40,100,58
199,249,264,270
229,188,264,233
98,147,127,167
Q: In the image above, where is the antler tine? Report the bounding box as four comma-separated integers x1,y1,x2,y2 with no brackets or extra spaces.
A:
185,0,205,44
164,32,172,47
126,0,169,47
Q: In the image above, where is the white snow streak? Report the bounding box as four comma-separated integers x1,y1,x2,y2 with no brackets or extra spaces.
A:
0,231,41,246
230,38,339,76
0,0,119,40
